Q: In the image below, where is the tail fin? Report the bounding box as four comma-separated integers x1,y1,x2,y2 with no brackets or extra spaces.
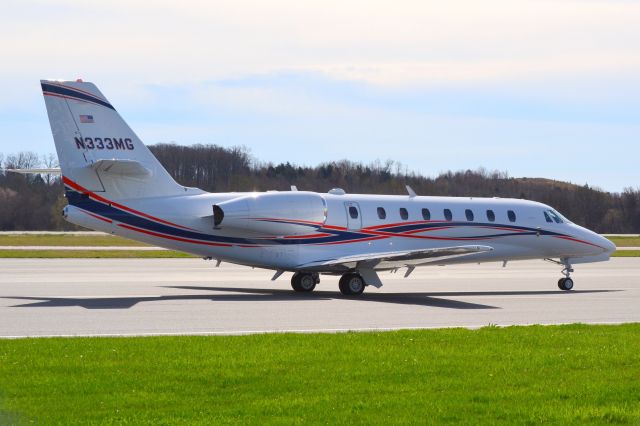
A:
41,79,184,200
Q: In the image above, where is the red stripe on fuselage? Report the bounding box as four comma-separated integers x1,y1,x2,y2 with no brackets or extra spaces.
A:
83,210,112,224
63,176,194,231
118,223,232,247
553,235,604,250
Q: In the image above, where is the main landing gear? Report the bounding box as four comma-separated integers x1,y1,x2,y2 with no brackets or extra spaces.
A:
290,272,368,295
291,272,319,292
338,273,366,296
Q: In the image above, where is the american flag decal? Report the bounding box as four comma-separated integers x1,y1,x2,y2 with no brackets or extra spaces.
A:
79,114,94,123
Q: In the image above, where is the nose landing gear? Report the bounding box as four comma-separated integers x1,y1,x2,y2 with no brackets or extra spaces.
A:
557,261,574,291
545,258,576,291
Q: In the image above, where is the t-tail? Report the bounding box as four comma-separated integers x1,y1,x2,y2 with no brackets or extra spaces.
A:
41,79,184,200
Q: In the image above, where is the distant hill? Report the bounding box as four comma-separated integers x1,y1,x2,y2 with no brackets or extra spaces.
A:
1,144,638,232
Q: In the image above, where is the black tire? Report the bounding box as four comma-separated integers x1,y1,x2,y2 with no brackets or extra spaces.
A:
562,277,574,291
338,273,365,296
291,273,316,292
558,277,574,291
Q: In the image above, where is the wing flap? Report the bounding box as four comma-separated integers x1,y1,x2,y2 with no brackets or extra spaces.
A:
299,245,493,270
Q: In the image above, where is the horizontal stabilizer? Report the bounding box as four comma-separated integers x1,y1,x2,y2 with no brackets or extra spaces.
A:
5,168,61,174
90,159,151,177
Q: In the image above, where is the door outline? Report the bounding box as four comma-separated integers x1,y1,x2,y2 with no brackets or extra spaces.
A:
344,201,362,230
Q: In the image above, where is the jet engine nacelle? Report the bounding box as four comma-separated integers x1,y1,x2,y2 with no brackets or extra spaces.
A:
212,192,327,236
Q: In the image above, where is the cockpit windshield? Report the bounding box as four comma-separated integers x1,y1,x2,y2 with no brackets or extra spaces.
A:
545,209,571,224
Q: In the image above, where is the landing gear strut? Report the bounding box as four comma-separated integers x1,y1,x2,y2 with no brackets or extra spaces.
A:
291,272,319,292
338,273,366,296
557,260,574,291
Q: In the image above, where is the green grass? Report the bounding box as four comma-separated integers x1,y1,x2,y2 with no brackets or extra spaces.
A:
0,324,639,424
611,250,640,257
606,236,640,247
0,249,196,258
0,234,148,247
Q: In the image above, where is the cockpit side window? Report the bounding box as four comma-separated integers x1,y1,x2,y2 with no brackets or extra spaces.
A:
547,210,563,224
544,211,553,223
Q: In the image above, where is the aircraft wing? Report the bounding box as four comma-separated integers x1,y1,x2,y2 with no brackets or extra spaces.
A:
299,245,494,271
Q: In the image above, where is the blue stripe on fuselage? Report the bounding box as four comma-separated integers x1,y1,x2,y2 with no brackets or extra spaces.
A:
66,189,563,246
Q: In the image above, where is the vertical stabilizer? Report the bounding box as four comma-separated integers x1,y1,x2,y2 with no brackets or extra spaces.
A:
41,79,184,200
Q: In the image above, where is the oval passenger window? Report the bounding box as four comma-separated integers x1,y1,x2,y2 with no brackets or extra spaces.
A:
465,209,474,221
349,206,359,219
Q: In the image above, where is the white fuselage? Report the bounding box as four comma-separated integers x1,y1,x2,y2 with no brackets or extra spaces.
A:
64,188,615,272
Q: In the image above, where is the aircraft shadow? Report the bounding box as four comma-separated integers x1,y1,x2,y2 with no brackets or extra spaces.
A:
3,287,617,311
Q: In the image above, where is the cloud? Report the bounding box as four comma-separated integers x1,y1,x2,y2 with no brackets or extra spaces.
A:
1,0,639,191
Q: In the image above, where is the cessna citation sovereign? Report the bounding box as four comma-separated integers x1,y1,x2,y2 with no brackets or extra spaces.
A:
26,79,615,296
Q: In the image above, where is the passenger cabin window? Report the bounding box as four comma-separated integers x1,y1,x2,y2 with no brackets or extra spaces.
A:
486,209,495,222
444,209,453,221
421,208,431,221
348,206,359,219
507,210,516,222
544,211,553,223
465,209,474,221
377,207,386,220
399,208,409,220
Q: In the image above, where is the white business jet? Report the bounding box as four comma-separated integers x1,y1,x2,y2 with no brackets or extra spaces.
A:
28,79,616,295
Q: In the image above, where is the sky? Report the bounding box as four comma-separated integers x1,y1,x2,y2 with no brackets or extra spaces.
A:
0,0,639,192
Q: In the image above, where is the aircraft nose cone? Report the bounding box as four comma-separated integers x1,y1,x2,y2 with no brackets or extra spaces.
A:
601,235,616,254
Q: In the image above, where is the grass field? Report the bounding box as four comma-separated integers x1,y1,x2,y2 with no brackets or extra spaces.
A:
0,249,635,258
0,249,195,258
0,234,148,246
611,250,640,257
1,234,636,247
0,324,638,424
0,234,637,258
607,236,640,247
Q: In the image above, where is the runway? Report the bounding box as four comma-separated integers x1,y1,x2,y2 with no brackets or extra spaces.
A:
0,258,638,337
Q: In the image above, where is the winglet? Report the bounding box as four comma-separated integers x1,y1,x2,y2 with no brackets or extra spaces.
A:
406,185,417,198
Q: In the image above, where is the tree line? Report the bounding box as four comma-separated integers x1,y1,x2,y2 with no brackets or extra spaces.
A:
1,144,639,233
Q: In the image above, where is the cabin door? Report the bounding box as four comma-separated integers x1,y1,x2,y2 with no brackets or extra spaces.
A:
344,201,362,230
